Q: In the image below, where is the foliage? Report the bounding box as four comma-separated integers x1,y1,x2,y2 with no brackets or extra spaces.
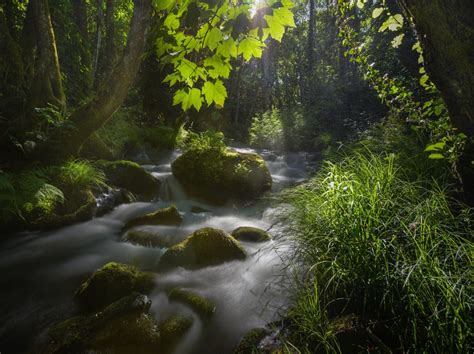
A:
337,0,468,172
56,160,107,189
155,0,296,111
286,144,473,352
249,109,285,150
180,129,226,153
0,160,105,224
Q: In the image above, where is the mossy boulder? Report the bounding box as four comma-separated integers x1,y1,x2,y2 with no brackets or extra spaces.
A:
123,230,177,248
159,227,246,268
232,226,271,242
159,315,193,352
234,328,269,353
171,148,272,204
98,160,160,199
45,293,161,354
124,205,182,230
168,288,216,319
32,190,97,230
75,262,155,312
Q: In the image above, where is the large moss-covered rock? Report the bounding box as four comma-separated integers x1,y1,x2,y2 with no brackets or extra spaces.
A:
232,226,271,242
32,189,97,230
168,288,216,319
171,148,272,204
98,160,160,199
45,293,161,354
159,315,193,352
123,230,177,248
75,262,155,312
159,227,246,268
124,205,182,230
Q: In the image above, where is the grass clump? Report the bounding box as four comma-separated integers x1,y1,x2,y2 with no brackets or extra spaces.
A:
286,149,473,352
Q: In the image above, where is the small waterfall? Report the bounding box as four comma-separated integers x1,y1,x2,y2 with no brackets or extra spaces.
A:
159,174,188,201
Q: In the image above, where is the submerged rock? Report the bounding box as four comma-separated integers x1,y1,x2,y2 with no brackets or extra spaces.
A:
159,315,193,352
98,160,161,199
124,205,182,230
45,293,161,354
234,328,269,353
124,230,177,248
159,227,246,268
232,226,271,242
168,288,216,319
171,148,272,204
75,262,155,312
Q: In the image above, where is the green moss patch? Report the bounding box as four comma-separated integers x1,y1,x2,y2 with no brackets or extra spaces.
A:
234,328,269,353
232,226,271,242
123,230,177,248
98,160,160,199
124,205,182,230
159,315,193,352
159,227,246,268
171,148,272,204
168,288,216,319
75,262,155,312
47,292,160,354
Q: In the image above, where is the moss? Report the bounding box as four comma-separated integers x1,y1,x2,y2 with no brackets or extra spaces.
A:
124,230,177,248
46,293,160,354
168,288,216,319
75,262,155,312
232,227,271,242
98,160,160,199
124,205,182,230
159,227,246,268
171,148,272,204
159,315,193,352
234,328,268,353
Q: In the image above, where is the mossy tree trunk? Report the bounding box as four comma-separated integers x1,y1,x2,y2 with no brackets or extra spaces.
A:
29,0,66,112
397,0,474,136
52,0,152,157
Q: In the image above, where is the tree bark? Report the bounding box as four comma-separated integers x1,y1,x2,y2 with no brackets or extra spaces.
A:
92,0,104,82
29,0,66,112
54,0,152,156
396,0,474,136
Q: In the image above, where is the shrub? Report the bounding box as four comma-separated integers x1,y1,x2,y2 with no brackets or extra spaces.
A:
180,130,226,153
286,150,473,352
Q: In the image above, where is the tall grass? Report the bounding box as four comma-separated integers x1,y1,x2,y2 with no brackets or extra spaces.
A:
287,150,473,352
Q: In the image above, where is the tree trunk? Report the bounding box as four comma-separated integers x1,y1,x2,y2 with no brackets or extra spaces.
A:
92,0,104,83
29,0,66,112
53,0,152,156
72,0,93,98
396,0,474,136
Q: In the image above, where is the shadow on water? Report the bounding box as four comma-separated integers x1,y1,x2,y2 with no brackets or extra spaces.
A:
0,147,318,353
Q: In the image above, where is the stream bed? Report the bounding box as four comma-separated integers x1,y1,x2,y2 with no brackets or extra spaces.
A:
0,147,316,354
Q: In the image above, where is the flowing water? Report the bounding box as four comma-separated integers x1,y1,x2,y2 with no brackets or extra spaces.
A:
0,147,316,354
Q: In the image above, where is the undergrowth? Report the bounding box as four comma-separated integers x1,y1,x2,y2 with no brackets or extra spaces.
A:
285,128,473,352
0,160,105,225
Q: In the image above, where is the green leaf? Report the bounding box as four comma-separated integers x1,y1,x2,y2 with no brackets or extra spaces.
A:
425,142,446,152
356,0,366,9
238,37,263,60
164,14,180,30
264,15,285,41
428,153,444,160
272,7,295,27
172,88,202,111
155,0,174,11
204,56,231,79
391,33,404,48
372,7,383,18
205,27,223,50
419,74,429,87
202,80,227,106
379,14,404,32
217,38,238,58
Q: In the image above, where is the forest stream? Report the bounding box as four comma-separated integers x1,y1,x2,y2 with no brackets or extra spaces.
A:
0,147,316,353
